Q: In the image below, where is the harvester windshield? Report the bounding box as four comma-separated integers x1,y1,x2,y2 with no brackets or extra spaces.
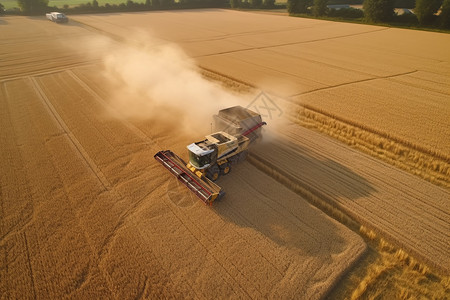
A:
189,151,212,169
187,142,215,169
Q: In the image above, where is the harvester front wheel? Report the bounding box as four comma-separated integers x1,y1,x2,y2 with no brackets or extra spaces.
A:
206,165,220,181
220,163,231,175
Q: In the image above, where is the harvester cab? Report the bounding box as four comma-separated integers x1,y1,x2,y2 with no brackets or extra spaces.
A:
154,106,266,205
186,131,249,181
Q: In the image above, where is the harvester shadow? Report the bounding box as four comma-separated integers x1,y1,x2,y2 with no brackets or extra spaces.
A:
251,134,378,201
213,134,376,256
214,163,353,259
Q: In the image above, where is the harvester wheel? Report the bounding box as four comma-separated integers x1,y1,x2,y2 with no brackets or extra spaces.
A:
220,163,231,175
206,165,220,181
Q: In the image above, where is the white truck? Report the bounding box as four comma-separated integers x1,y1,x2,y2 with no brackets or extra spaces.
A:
46,12,68,23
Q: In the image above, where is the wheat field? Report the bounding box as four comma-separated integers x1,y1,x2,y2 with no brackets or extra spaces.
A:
1,10,449,299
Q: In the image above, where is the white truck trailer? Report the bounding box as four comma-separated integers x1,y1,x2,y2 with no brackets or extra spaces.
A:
46,12,68,23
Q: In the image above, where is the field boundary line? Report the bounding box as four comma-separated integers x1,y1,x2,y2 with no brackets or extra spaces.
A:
0,61,101,83
288,70,419,97
29,76,112,191
193,28,390,58
68,18,142,45
23,232,37,299
0,82,40,244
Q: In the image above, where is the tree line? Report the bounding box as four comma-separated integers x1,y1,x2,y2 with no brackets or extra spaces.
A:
4,0,449,29
288,0,450,28
10,0,228,15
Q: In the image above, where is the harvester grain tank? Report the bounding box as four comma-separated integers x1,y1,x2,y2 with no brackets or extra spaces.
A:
154,106,266,205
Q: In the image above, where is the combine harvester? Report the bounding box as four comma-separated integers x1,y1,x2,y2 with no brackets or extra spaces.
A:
154,106,266,205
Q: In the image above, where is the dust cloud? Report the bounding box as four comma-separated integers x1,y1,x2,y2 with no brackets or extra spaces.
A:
97,34,243,135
